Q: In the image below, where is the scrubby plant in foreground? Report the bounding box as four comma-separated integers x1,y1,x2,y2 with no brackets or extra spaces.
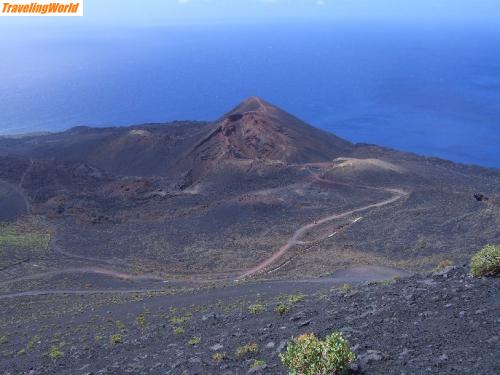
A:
248,303,266,314
188,336,201,345
275,303,289,316
212,351,227,362
110,334,123,344
235,342,259,358
280,332,355,375
470,244,500,277
48,346,63,360
251,359,266,368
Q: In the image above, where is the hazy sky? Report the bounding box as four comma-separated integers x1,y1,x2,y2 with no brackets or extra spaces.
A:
2,0,499,29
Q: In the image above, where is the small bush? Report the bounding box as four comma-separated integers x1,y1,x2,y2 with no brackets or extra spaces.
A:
169,314,191,325
48,346,63,360
275,303,289,316
212,351,227,362
434,259,454,273
235,342,259,358
287,293,305,305
0,335,8,345
470,244,500,277
251,359,266,368
174,327,185,335
280,332,355,375
188,336,201,345
110,334,123,344
136,314,147,327
339,284,353,294
248,303,266,314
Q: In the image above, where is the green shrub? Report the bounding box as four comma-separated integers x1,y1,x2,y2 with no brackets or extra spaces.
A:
287,293,305,305
188,336,201,345
251,359,266,368
235,342,259,358
248,303,265,314
136,314,147,327
174,327,185,335
275,303,289,316
0,335,8,345
169,314,191,325
470,244,500,277
48,346,63,360
212,351,227,362
110,334,123,344
339,284,353,294
280,332,355,375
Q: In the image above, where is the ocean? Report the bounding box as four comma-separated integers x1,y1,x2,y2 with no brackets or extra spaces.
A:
0,23,499,167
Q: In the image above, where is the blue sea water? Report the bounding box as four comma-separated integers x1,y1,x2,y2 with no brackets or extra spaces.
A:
0,23,499,167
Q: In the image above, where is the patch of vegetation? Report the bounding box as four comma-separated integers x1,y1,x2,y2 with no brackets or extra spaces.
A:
280,332,355,375
275,292,306,316
275,303,289,316
251,359,266,368
0,335,7,345
48,346,63,360
115,320,126,330
248,303,266,314
174,327,185,335
379,279,395,286
0,219,50,251
235,342,259,358
17,348,26,356
136,314,147,327
339,283,354,294
434,259,454,273
287,293,305,305
470,244,500,277
169,314,191,325
110,334,123,345
212,351,227,363
188,336,201,346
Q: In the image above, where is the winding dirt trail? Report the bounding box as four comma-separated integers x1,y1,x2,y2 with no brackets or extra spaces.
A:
239,175,408,279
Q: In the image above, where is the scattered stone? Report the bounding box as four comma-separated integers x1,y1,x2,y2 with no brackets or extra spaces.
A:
210,344,224,351
438,354,448,362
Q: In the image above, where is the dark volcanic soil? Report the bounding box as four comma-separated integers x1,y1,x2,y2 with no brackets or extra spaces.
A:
0,266,498,374
0,97,499,374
